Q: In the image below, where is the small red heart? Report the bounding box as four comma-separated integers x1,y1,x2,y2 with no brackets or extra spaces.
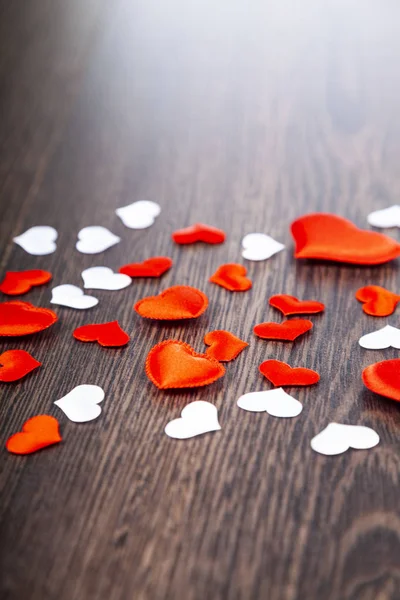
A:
362,359,400,402
73,321,130,347
0,270,52,296
209,264,252,292
356,286,400,317
291,213,400,265
269,295,325,316
119,257,172,278
0,350,41,382
6,415,62,455
172,223,226,245
204,330,248,362
135,285,208,320
0,301,58,336
146,340,225,389
259,359,320,386
254,319,313,341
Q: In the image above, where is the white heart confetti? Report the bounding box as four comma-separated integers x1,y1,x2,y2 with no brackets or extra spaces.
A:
13,226,58,256
237,388,302,417
51,284,98,309
310,423,379,456
165,401,221,439
241,233,285,261
359,325,400,350
76,226,120,254
54,384,105,422
367,205,400,229
116,200,161,229
81,266,131,290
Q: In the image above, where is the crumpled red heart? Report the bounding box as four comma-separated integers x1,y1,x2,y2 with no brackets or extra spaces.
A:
291,213,400,264
146,340,225,389
0,350,41,382
362,359,400,402
6,415,62,455
73,321,130,347
204,330,248,361
0,270,52,296
0,301,58,336
172,223,226,244
254,319,313,341
269,294,325,316
119,257,173,278
209,264,252,292
135,285,208,320
259,359,320,386
356,285,400,317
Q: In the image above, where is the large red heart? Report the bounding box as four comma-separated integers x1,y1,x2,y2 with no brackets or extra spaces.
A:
0,301,58,336
362,359,400,402
204,330,248,361
119,257,172,278
254,319,313,341
172,223,226,244
356,286,400,317
209,264,252,292
146,340,225,389
6,415,62,455
73,321,130,347
0,350,41,382
0,270,52,295
259,359,320,386
291,213,400,264
135,285,208,320
269,295,325,316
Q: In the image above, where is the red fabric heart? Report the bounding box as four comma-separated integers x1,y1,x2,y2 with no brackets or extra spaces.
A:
204,330,248,361
6,415,62,455
269,295,325,316
73,321,130,347
172,223,226,245
362,359,400,402
209,264,252,292
0,350,41,382
119,257,173,278
135,285,208,320
254,319,313,341
259,359,320,386
0,270,52,296
356,286,400,317
291,213,400,264
0,301,58,336
146,340,225,389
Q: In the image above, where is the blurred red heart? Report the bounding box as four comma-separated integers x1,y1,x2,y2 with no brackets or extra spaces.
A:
119,257,172,278
0,301,58,336
209,264,252,291
254,319,313,341
204,330,248,361
356,286,400,317
73,321,129,347
0,350,41,382
6,415,61,455
260,359,320,386
269,295,325,316
172,223,226,244
0,270,52,295
135,285,208,320
362,359,400,402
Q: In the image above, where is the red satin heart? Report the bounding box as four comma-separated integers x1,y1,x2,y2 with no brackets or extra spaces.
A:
0,301,58,336
0,270,52,296
204,330,248,361
209,263,252,292
6,415,62,455
0,350,41,382
259,359,320,386
119,257,173,278
254,319,313,341
291,213,400,264
356,286,400,317
135,285,208,320
172,223,226,244
269,295,325,316
73,321,130,347
362,359,400,402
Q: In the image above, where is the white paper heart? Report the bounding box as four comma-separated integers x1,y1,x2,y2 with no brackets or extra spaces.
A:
165,401,221,439
241,233,285,261
359,325,400,350
116,200,161,229
237,388,302,417
13,226,58,256
51,284,98,309
76,226,120,254
54,384,104,422
310,423,379,456
367,205,400,229
81,266,131,290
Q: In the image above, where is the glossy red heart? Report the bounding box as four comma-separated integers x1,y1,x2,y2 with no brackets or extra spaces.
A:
119,257,172,278
0,270,52,295
254,319,313,341
209,264,252,292
0,301,58,336
135,285,208,320
362,359,400,402
0,350,41,382
204,330,248,362
6,415,62,455
73,321,130,347
172,223,226,244
291,213,400,264
356,286,400,317
269,295,325,316
259,359,320,386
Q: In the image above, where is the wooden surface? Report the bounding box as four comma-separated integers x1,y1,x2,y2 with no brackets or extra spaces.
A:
1,2,400,599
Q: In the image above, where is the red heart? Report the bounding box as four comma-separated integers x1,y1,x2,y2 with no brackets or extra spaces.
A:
172,223,226,245
6,415,62,455
146,340,225,389
0,301,58,336
119,257,173,278
269,295,325,316
209,264,252,292
291,213,400,264
356,286,400,317
259,359,320,386
0,270,52,296
254,319,313,341
204,330,248,361
0,350,41,382
362,359,400,402
73,321,130,347
135,285,208,320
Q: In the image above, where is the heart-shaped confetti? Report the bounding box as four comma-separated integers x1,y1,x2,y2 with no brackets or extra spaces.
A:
54,384,105,422
73,321,129,347
172,223,226,244
291,213,400,264
81,267,131,290
119,257,173,278
135,285,208,320
76,226,120,254
311,423,379,455
146,340,225,389
0,301,58,336
241,233,285,261
259,359,320,387
6,415,62,455
204,330,248,362
116,201,161,229
165,401,221,439
359,325,400,350
0,350,41,382
13,226,58,256
254,319,313,341
367,205,400,229
209,263,252,292
51,285,98,309
269,295,325,316
237,388,302,417
0,270,52,296
362,359,400,402
355,285,400,317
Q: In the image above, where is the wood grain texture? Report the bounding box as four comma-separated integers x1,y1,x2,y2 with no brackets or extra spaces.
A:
1,1,400,599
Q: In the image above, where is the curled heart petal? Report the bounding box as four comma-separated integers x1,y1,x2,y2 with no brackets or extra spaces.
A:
172,223,226,245
6,415,62,455
204,330,248,361
356,285,400,317
135,285,208,320
209,263,252,292
254,319,313,341
259,359,320,387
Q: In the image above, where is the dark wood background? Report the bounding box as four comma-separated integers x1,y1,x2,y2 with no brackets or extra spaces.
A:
0,2,399,599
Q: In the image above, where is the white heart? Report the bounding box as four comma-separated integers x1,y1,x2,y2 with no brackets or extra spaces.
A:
81,267,131,290
237,388,302,417
116,200,161,229
13,226,58,256
51,284,98,309
241,233,285,261
310,423,379,456
76,226,120,254
54,384,104,422
367,205,400,228
359,325,400,350
165,401,221,439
